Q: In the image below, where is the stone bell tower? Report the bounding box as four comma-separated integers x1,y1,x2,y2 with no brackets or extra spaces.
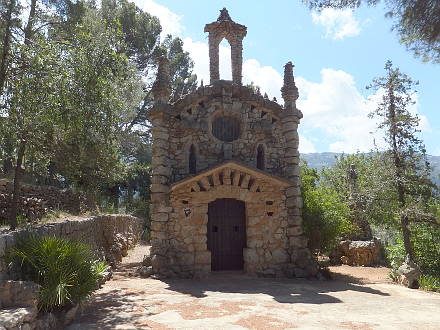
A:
148,8,317,279
204,8,247,84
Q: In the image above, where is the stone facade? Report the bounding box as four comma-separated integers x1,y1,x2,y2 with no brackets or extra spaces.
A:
149,8,317,278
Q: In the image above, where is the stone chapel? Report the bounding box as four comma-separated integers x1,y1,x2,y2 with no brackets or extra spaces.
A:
148,8,317,278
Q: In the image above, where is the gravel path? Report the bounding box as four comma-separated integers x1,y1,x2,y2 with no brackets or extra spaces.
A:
67,244,440,330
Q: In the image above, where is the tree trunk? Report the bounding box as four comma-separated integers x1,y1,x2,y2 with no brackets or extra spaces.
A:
0,0,16,174
0,0,15,94
8,141,25,230
8,0,37,230
2,136,14,175
110,185,120,210
388,85,415,261
400,214,414,260
23,0,37,46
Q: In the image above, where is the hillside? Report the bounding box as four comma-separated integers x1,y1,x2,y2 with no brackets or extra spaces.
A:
300,152,440,186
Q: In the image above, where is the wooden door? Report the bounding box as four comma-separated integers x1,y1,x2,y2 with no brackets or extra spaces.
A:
207,198,246,271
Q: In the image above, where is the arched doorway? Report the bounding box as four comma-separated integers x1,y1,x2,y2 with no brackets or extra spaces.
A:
207,198,246,271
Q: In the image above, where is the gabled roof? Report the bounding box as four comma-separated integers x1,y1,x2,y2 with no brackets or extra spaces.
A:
171,161,292,191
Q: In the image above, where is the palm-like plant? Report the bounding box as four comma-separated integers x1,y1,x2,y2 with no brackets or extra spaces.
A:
6,234,109,311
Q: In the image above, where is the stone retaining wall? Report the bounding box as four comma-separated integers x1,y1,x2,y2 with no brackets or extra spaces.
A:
0,179,95,222
0,215,144,280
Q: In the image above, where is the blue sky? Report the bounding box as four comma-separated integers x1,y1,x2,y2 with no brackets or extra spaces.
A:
136,0,440,155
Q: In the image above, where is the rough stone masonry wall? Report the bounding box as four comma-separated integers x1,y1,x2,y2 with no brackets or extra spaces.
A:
168,82,288,183
0,215,144,280
150,164,316,278
149,81,317,278
0,179,94,222
149,9,317,278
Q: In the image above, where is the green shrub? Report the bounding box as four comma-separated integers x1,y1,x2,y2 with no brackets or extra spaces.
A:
301,165,355,254
384,225,440,289
419,275,440,292
6,234,109,311
411,224,440,276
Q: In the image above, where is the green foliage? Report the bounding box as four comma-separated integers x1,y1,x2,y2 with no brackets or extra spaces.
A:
411,223,440,276
301,163,354,254
385,223,440,280
384,235,406,274
2,36,65,173
321,152,399,228
101,0,161,71
6,234,109,311
0,0,195,222
52,8,143,191
39,210,70,223
304,149,439,280
368,60,435,261
419,275,440,292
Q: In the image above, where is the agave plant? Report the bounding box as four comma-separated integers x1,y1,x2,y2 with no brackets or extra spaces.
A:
6,234,109,311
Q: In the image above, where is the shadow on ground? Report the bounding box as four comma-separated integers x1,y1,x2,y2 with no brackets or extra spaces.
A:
161,271,390,305
68,288,154,330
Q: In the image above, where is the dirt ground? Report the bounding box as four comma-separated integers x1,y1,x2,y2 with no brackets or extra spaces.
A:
67,244,440,330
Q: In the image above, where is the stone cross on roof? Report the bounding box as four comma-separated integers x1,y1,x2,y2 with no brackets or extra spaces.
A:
217,8,232,21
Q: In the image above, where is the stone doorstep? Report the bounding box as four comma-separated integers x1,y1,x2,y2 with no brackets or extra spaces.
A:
0,307,37,329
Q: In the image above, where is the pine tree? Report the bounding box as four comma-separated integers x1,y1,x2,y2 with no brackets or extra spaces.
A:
367,60,434,261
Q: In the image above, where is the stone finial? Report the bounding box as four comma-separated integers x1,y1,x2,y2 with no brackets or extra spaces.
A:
217,8,232,21
205,9,247,85
152,56,171,103
281,61,299,110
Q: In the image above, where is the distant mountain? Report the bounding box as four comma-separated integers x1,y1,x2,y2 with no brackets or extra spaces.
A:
300,152,440,186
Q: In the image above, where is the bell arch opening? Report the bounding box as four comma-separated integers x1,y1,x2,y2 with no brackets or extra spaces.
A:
219,39,232,80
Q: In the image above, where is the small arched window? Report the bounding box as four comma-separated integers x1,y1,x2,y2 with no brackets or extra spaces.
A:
257,145,265,170
189,145,197,174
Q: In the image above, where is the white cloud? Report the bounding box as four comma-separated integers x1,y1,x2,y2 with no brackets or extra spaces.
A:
182,38,233,84
299,135,317,153
297,69,384,153
243,59,283,101
297,69,429,153
135,0,281,99
311,8,361,40
131,1,430,155
134,0,183,37
183,40,284,98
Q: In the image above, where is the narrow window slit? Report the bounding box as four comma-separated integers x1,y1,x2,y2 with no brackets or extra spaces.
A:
257,145,265,170
189,145,197,174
